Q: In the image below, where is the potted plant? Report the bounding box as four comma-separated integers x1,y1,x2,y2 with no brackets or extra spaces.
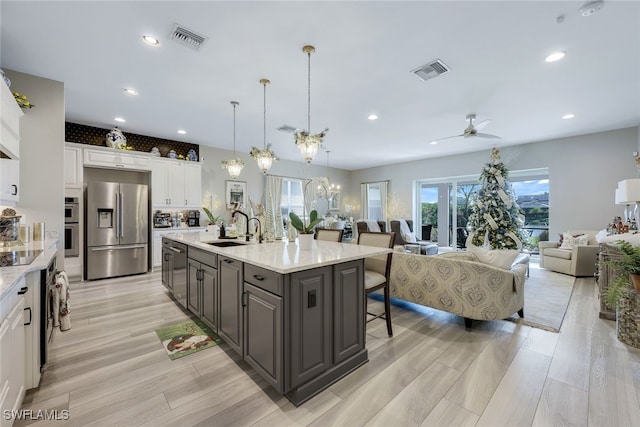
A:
203,207,225,237
289,210,323,249
604,240,640,307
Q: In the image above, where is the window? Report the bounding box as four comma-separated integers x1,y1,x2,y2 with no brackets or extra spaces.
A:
281,178,304,219
416,169,549,249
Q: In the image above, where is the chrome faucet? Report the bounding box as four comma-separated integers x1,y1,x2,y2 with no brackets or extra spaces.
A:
231,209,250,241
248,217,262,243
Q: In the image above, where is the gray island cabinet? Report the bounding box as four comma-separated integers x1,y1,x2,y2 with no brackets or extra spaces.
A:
161,234,386,406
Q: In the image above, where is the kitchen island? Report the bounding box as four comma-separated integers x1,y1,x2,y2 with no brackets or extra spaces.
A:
162,232,391,406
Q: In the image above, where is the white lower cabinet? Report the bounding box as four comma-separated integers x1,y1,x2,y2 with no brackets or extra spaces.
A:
153,228,204,269
0,278,26,427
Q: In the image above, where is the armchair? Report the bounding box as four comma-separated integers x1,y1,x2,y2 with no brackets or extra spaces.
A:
539,229,600,277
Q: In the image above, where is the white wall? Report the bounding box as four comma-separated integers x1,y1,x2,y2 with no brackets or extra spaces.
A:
199,145,350,221
349,127,639,239
4,69,65,265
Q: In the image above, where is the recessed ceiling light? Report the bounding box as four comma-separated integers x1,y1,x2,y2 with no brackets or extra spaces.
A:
545,51,565,63
123,88,138,95
368,114,378,121
142,35,160,46
177,129,186,135
430,141,438,145
114,117,126,123
562,113,575,119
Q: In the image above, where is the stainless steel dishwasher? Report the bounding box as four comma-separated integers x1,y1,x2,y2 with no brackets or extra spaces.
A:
170,242,187,308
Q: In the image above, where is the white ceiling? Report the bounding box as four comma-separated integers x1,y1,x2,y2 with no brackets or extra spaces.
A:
1,1,639,171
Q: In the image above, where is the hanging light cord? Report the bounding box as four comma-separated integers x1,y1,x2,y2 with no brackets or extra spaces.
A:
307,48,311,133
232,101,238,157
263,81,267,149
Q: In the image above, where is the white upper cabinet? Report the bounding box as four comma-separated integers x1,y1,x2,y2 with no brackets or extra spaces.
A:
183,162,202,208
0,158,20,205
84,147,150,171
0,81,23,159
64,145,83,189
151,159,201,208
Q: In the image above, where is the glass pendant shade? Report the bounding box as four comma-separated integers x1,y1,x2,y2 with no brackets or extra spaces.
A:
297,135,320,164
223,158,244,179
255,153,273,174
221,101,244,179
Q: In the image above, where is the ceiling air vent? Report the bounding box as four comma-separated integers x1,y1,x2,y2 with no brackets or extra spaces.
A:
169,24,208,51
411,59,450,82
277,125,298,133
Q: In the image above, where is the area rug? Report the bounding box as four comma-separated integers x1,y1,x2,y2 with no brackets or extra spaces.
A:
509,264,576,332
155,319,223,360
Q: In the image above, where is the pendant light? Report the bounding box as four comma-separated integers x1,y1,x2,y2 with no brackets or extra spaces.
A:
294,45,328,164
221,101,245,179
250,78,278,174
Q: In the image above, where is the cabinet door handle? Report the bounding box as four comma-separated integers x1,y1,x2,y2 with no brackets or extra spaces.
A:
11,184,18,195
253,275,265,281
242,291,248,307
24,307,32,326
169,247,183,254
18,287,27,295
223,259,233,264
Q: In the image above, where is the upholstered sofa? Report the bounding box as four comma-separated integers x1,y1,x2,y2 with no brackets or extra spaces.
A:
388,251,528,328
538,229,599,277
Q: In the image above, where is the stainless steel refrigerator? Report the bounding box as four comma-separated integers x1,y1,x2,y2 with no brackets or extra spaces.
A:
86,181,148,280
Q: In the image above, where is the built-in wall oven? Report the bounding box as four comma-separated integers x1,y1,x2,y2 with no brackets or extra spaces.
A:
64,197,79,257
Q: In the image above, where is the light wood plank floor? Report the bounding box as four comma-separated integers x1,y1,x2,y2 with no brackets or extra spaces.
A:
13,269,640,427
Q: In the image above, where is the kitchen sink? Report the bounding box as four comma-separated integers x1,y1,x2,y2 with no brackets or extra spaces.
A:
208,241,246,247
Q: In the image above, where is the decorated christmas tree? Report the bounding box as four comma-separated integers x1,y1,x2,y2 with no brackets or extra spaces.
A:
468,148,525,250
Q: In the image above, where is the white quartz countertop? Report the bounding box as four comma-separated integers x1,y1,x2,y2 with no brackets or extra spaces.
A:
164,233,391,274
0,238,59,300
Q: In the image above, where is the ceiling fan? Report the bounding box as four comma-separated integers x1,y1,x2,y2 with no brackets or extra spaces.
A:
435,114,501,142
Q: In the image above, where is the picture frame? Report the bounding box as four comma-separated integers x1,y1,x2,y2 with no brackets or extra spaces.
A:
225,180,247,210
329,194,340,211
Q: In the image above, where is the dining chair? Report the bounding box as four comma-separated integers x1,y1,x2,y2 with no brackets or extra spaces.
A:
357,231,395,336
316,228,344,242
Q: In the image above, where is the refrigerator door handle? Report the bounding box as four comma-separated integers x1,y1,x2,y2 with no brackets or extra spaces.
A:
115,192,120,238
119,192,124,238
90,244,147,251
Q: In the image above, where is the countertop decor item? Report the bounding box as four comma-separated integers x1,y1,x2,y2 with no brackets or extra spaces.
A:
221,101,245,179
0,213,22,246
250,78,277,174
105,127,127,148
13,91,35,109
294,45,328,164
289,209,323,235
168,150,177,159
187,149,197,161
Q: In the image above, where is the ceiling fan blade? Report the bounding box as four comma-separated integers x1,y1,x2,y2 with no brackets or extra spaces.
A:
474,119,491,130
474,133,501,139
433,133,464,142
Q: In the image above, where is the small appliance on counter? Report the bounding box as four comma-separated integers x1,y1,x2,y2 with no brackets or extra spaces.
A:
154,211,171,228
187,210,200,227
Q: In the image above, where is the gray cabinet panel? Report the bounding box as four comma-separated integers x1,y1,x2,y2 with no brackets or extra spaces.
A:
201,263,218,332
333,260,364,364
288,266,332,389
187,260,201,316
244,283,283,392
161,246,172,292
219,257,243,355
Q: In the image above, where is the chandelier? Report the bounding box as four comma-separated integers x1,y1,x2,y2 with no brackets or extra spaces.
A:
221,101,245,179
294,45,328,164
316,150,340,199
250,79,278,174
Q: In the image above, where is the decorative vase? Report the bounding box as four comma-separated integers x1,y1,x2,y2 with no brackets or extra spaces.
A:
106,127,127,148
298,233,314,250
631,273,640,292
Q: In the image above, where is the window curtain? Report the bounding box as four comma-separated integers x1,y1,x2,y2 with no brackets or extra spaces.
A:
379,180,388,226
360,183,368,219
265,175,284,239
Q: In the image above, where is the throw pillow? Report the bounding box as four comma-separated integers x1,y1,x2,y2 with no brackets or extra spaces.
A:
402,231,417,243
467,244,520,270
559,232,587,250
